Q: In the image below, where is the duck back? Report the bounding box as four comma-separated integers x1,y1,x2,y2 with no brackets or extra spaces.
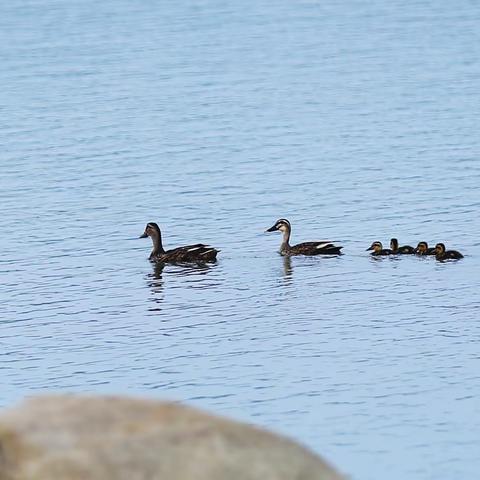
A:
397,245,415,254
288,241,343,256
437,250,463,260
155,244,218,262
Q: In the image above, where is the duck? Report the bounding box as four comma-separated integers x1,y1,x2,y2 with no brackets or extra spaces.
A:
434,242,464,261
366,241,393,256
140,222,219,262
265,218,342,256
414,241,436,256
390,238,415,254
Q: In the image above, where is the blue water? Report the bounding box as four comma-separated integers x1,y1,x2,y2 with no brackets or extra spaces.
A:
1,1,480,479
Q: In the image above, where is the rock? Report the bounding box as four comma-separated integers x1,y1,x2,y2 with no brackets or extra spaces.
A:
0,395,345,480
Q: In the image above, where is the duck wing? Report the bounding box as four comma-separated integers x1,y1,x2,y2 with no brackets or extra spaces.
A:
290,241,342,255
164,244,218,262
446,250,463,259
398,245,415,254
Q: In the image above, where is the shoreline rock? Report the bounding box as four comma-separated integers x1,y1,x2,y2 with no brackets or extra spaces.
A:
0,395,345,480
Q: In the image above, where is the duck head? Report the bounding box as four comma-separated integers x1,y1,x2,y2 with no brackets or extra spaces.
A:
366,241,383,253
434,243,446,255
390,238,399,252
415,241,428,254
140,222,165,256
266,218,291,233
140,222,161,239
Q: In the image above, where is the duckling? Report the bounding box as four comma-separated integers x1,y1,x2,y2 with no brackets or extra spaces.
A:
434,242,464,261
366,241,393,256
390,238,415,254
414,241,436,256
265,218,342,256
140,222,219,262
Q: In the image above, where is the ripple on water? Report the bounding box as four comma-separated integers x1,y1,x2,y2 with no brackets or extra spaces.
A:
1,1,480,480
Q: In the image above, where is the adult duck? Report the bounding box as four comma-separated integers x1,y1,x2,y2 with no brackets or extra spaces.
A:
140,222,219,262
266,218,342,256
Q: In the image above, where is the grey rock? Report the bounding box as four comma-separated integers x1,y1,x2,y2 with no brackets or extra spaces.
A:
0,395,345,480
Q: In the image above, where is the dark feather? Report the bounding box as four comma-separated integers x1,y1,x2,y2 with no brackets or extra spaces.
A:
390,238,415,254
151,244,218,263
288,241,343,256
371,248,393,256
396,245,415,254
415,242,436,255
436,250,463,260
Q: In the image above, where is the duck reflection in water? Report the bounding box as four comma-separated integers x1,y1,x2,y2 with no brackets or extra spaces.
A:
146,261,166,310
283,256,293,278
146,260,217,310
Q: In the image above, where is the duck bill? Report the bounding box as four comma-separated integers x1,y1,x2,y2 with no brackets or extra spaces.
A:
139,232,148,238
366,246,373,251
265,225,278,232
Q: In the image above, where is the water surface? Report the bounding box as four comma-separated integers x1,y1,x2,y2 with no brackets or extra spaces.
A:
1,1,480,479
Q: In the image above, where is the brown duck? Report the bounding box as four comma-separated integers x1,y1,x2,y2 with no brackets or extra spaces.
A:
366,241,392,256
414,241,436,255
390,238,415,254
434,243,464,261
266,218,342,256
140,222,219,262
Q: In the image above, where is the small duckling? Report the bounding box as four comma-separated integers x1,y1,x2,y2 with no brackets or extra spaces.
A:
366,241,393,256
266,218,342,256
414,241,437,255
140,222,219,262
434,243,464,261
390,238,415,254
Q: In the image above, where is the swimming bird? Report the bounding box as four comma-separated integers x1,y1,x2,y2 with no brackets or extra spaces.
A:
366,241,393,256
265,218,342,256
390,238,415,254
140,222,219,262
434,242,463,261
414,241,436,255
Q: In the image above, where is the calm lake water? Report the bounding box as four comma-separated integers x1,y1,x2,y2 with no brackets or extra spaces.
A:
1,1,480,479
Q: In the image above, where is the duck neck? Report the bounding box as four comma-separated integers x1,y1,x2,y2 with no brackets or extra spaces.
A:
280,227,291,254
390,239,398,253
150,230,165,257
